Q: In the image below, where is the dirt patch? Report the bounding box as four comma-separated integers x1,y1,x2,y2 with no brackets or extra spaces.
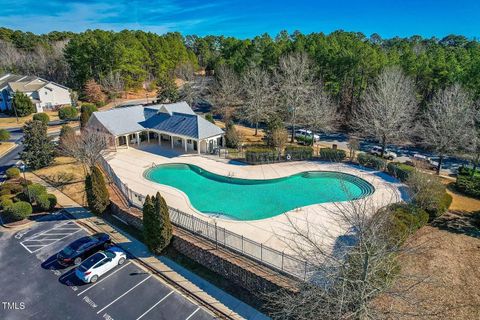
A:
214,121,265,144
376,215,480,319
33,157,87,206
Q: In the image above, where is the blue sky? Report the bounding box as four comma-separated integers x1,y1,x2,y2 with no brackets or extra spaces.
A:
1,0,479,39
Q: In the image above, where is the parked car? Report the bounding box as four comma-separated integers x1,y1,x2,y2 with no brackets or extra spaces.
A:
369,146,397,160
75,247,127,283
295,129,320,142
409,153,438,170
57,233,111,266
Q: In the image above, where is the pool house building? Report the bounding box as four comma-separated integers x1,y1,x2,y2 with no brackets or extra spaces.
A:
87,101,225,154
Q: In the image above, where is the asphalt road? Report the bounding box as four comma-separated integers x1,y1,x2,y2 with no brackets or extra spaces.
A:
0,211,213,320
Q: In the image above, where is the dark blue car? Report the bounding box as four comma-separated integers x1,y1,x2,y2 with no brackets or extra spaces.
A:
57,233,111,266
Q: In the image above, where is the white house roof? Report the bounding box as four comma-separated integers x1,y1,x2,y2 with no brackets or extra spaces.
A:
90,102,224,139
0,73,70,92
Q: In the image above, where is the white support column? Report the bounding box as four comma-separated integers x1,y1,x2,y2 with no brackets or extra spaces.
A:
125,135,129,148
158,133,162,145
147,131,150,143
197,139,201,154
171,136,174,149
114,136,118,151
184,138,188,152
136,132,140,146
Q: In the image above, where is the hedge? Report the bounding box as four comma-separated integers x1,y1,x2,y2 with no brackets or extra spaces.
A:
0,197,13,209
296,135,313,145
388,204,429,243
387,162,415,182
357,153,386,170
4,201,32,221
458,166,480,177
285,146,313,160
319,148,346,162
0,182,23,195
245,147,279,164
58,106,78,120
455,175,480,199
6,167,20,179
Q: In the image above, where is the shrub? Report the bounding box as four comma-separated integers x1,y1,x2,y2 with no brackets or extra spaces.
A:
296,135,313,145
205,113,215,124
37,193,57,211
6,167,21,179
0,128,11,142
24,183,47,202
58,106,78,120
0,182,22,195
4,201,32,221
455,175,480,199
458,166,480,177
406,171,451,219
245,147,279,164
319,148,346,162
357,153,386,170
387,204,429,243
33,112,50,125
387,162,415,182
285,145,314,160
0,197,13,209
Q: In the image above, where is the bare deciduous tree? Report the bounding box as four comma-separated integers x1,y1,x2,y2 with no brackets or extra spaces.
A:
352,66,417,157
299,84,338,145
101,71,125,107
59,129,107,174
240,66,275,135
210,65,242,121
174,62,196,81
267,198,431,320
419,84,476,174
179,76,209,106
275,52,314,142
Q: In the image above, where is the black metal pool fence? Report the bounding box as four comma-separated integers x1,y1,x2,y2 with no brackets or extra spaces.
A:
99,157,310,280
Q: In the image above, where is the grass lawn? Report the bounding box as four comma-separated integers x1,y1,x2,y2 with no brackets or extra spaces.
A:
0,111,61,128
33,157,87,206
0,142,16,156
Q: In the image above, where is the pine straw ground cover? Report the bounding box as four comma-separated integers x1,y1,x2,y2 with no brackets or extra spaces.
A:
375,179,480,319
33,157,87,206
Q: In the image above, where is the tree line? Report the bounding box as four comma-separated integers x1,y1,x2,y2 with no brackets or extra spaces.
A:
1,28,480,107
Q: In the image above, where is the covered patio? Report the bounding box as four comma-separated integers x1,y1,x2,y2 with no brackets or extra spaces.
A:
113,129,224,155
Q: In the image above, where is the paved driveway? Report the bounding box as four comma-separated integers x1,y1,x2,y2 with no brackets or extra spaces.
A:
0,212,213,320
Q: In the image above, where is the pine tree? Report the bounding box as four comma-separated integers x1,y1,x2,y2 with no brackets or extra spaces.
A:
85,166,110,215
21,120,54,169
142,195,158,252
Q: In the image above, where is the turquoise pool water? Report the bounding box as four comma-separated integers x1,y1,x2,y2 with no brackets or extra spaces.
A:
144,163,374,221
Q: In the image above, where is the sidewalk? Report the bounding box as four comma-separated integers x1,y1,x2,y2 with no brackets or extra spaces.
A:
25,172,251,320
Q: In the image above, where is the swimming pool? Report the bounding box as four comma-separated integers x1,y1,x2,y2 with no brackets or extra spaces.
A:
144,163,375,221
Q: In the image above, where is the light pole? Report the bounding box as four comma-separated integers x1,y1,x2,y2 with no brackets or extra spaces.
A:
19,161,31,203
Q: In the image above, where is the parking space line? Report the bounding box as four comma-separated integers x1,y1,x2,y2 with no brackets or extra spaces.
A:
23,239,61,242
185,307,200,320
23,221,75,241
20,242,33,253
77,262,132,296
30,230,82,253
136,291,174,320
96,275,152,314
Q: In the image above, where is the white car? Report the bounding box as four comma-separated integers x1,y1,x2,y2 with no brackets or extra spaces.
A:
75,247,127,283
295,129,320,142
369,146,397,160
411,153,438,169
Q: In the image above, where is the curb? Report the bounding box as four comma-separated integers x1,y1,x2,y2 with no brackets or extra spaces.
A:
0,143,17,158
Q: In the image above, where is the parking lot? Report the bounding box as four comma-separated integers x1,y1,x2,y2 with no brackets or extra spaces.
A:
0,212,214,320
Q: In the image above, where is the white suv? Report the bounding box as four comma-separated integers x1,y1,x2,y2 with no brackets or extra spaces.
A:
369,146,397,160
295,129,320,142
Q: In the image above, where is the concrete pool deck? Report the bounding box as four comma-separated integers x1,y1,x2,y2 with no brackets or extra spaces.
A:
103,145,405,255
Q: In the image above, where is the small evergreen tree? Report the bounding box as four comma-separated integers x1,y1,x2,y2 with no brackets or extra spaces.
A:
80,103,98,128
143,192,172,254
12,91,35,117
85,166,110,215
225,121,240,148
21,120,54,169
